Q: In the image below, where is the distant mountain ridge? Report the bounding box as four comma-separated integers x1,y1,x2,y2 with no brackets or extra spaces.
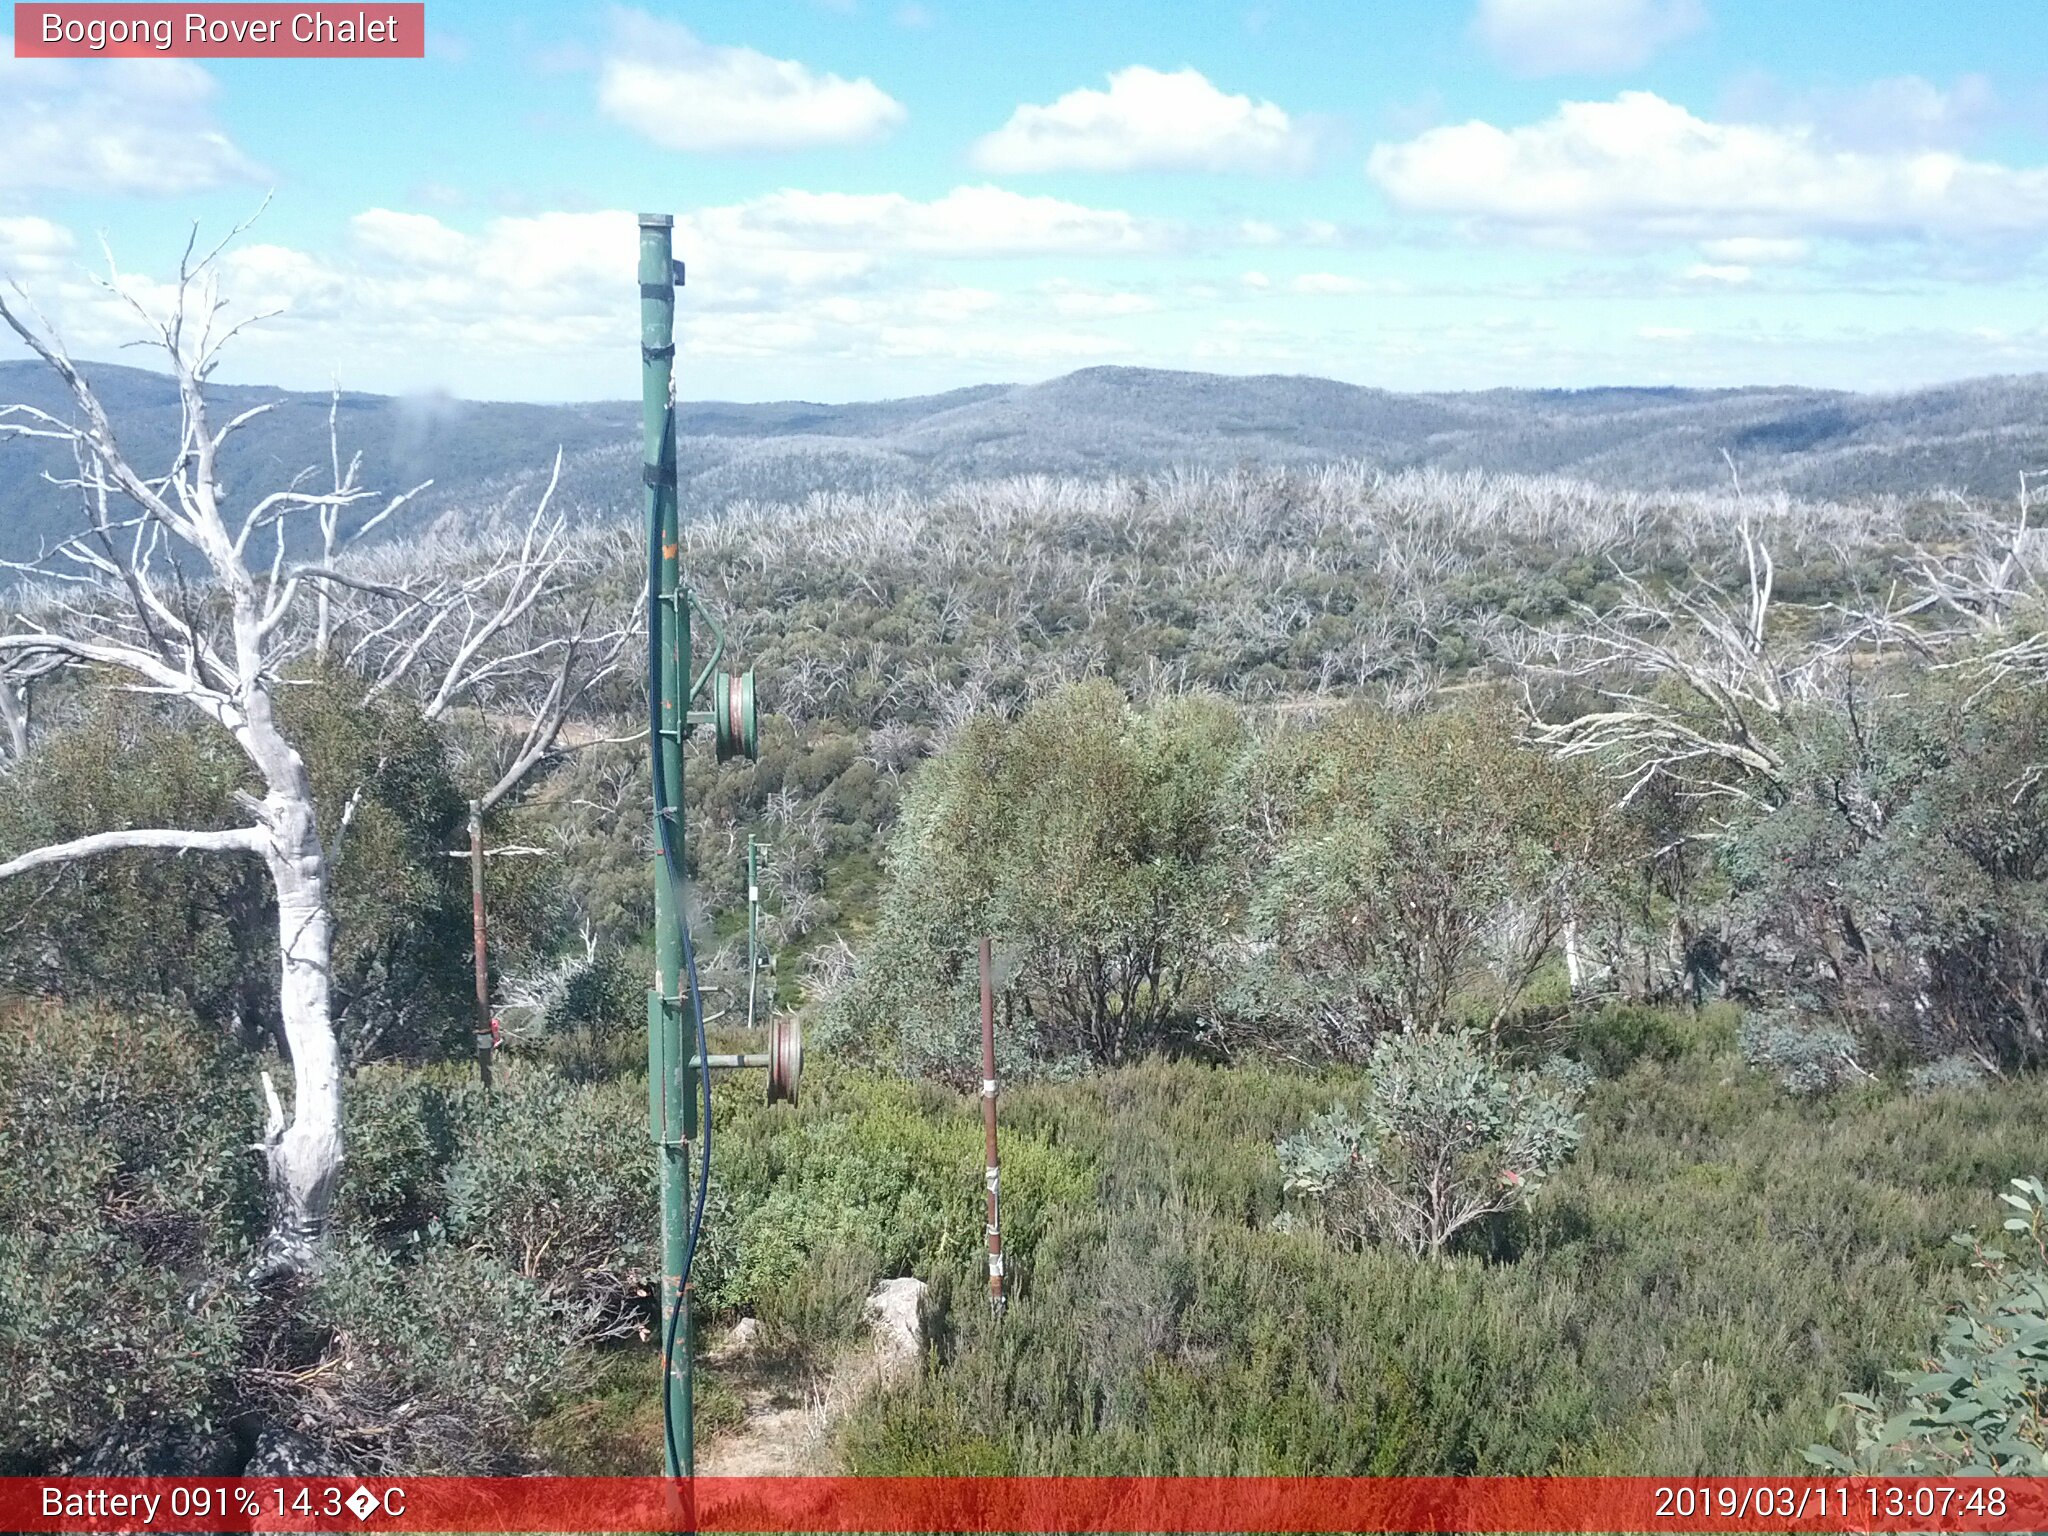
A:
4,361,2045,569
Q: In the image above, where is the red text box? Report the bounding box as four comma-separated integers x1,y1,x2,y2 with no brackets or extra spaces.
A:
0,1476,2042,1534
13,4,425,57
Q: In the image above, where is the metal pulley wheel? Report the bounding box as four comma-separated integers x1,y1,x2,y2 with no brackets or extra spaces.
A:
713,669,758,763
766,1010,802,1106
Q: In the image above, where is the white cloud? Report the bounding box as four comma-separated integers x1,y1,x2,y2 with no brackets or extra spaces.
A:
1681,262,1750,283
703,185,1160,257
0,53,262,197
317,186,1154,328
811,286,1000,326
0,216,76,277
597,11,905,151
2,188,1162,386
913,287,1004,322
1821,74,1997,152
1234,217,1346,248
1038,282,1158,318
1471,0,1705,76
1367,92,2048,244
972,66,1312,174
19,203,2048,400
873,323,1121,363
1726,73,1999,154
0,221,219,356
1291,272,1408,295
1698,236,1808,264
344,210,638,316
349,209,474,267
219,243,353,314
1190,316,1306,364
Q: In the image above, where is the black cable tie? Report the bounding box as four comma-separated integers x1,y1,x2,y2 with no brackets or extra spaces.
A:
639,281,674,301
641,342,675,362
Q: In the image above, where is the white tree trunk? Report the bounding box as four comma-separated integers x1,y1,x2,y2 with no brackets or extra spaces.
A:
0,676,27,762
255,831,344,1277
226,639,348,1278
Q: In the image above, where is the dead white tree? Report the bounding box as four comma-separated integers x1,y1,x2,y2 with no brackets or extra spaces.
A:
1516,520,1842,813
0,245,356,1277
0,234,621,1276
0,650,63,762
1858,474,2048,688
340,464,636,814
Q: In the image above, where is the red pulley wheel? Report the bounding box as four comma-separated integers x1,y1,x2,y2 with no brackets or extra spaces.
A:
766,1011,801,1106
712,669,758,763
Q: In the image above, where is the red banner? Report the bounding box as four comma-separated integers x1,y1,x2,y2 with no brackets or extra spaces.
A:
1,1477,2041,1533
12,4,425,57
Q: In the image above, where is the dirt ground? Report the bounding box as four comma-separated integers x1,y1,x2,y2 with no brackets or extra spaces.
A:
694,1278,926,1476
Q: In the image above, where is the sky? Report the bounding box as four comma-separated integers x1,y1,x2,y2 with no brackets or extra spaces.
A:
3,0,2048,403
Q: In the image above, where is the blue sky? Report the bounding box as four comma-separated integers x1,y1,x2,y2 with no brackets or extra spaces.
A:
3,0,2047,401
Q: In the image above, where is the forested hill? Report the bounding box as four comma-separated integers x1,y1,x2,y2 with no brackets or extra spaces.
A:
5,359,2047,566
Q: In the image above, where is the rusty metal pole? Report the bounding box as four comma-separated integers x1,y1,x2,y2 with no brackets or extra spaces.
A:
468,798,494,1092
979,937,1005,1314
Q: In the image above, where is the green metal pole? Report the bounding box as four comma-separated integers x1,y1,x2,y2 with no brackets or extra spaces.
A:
639,212,695,1480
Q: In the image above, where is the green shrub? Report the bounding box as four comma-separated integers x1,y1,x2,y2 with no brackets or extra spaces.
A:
0,680,565,1064
0,701,265,1035
441,1067,656,1343
272,1064,648,1471
837,1046,2048,1476
1808,1177,2048,1474
697,1068,1091,1340
1739,1008,1867,1097
507,944,642,1079
1908,1055,1992,1097
845,1183,1598,1476
1278,1030,1585,1258
334,1065,468,1240
340,1061,659,1342
284,1235,590,1473
1719,675,2048,1073
1572,1001,1689,1077
1236,704,1631,1053
832,682,1240,1077
0,1001,260,1473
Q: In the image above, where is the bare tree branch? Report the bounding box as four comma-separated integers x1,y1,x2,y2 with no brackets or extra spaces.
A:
0,824,266,879
1514,522,1837,814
